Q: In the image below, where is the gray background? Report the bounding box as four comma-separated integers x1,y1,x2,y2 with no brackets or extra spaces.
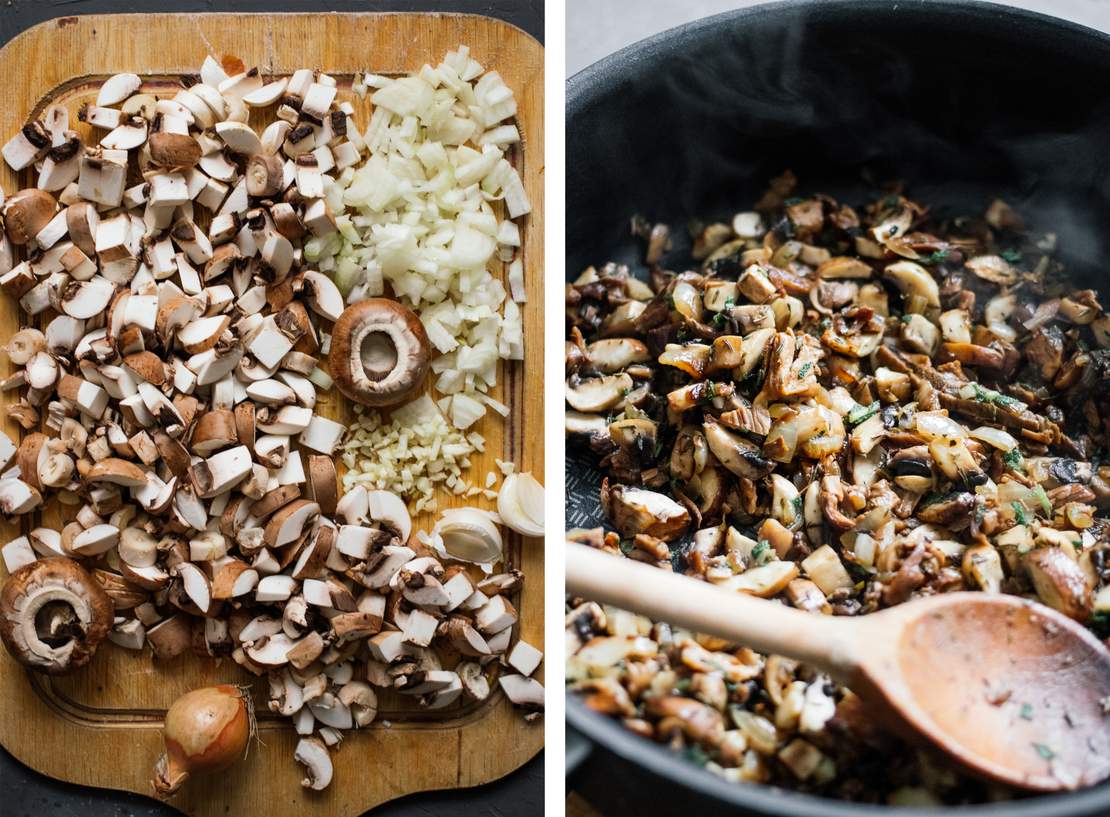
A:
566,0,1110,76
0,2,541,817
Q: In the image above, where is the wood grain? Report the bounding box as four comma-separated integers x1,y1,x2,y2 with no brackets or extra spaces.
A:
0,12,543,816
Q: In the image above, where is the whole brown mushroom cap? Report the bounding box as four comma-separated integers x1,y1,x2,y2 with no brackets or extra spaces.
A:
0,557,115,674
328,298,431,407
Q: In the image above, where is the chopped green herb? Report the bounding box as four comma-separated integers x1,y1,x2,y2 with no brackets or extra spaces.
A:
1020,703,1034,721
1001,249,1023,264
684,744,713,767
797,362,813,379
675,677,692,693
791,495,804,516
922,248,950,265
1011,501,1029,526
971,383,1018,408
676,327,689,341
846,401,880,427
1091,610,1110,638
723,296,736,311
819,318,832,333
1003,448,1024,471
1033,743,1055,761
751,540,771,563
898,313,912,323
712,312,727,329
1031,485,1052,516
920,491,946,508
619,539,636,555
652,440,665,459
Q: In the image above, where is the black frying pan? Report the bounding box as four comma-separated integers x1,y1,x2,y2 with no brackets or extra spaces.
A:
565,1,1110,814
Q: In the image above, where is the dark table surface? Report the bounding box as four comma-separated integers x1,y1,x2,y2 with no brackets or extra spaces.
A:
0,1,543,815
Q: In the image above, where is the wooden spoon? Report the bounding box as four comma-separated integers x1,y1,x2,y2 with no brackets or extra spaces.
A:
566,543,1110,791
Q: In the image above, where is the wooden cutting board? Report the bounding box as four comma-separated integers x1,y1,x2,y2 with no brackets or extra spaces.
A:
0,12,544,817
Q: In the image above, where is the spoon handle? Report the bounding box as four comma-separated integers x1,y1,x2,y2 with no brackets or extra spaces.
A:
566,543,861,678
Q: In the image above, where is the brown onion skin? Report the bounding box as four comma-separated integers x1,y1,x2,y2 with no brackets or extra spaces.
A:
152,684,251,797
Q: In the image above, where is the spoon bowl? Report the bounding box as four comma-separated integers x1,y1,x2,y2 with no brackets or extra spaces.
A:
852,592,1110,790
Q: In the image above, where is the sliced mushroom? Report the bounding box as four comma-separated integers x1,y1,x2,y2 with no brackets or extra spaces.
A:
294,737,333,790
601,483,690,542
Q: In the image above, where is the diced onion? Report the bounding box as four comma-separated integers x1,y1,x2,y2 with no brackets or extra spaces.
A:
969,425,1019,451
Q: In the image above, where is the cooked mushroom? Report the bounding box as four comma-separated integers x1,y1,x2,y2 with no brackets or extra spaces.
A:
328,299,430,407
0,557,114,674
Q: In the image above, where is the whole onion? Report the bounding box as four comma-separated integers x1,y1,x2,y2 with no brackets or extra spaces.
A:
151,684,253,798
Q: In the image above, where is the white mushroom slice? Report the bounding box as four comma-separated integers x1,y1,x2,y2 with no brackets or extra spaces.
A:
256,575,298,603
264,499,319,548
246,632,297,666
100,119,148,151
170,218,213,264
400,608,439,647
200,55,230,87
174,562,211,613
173,89,215,129
25,351,58,390
566,373,633,413
148,172,189,208
190,83,228,121
475,594,517,634
177,315,229,354
260,120,292,155
335,525,378,560
303,199,337,237
171,485,208,531
498,675,544,709
248,317,295,369
191,445,252,498
507,640,543,677
118,527,157,567
77,153,127,207
422,676,464,709
219,70,264,100
294,737,333,791
3,123,50,171
360,545,415,589
458,662,491,701
60,276,115,319
188,347,244,386
246,379,297,405
367,490,412,542
108,619,146,651
301,270,344,322
257,405,313,435
298,415,345,455
96,73,142,106
883,261,940,308
243,78,289,107
71,523,121,556
215,121,263,155
260,232,294,280
1,536,36,573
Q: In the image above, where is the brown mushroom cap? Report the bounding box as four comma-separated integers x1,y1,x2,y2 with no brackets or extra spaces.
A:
0,557,114,674
328,298,431,407
147,132,202,169
2,189,57,245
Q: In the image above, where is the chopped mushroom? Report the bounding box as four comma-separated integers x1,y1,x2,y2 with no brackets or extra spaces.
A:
0,45,536,795
566,184,1110,802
